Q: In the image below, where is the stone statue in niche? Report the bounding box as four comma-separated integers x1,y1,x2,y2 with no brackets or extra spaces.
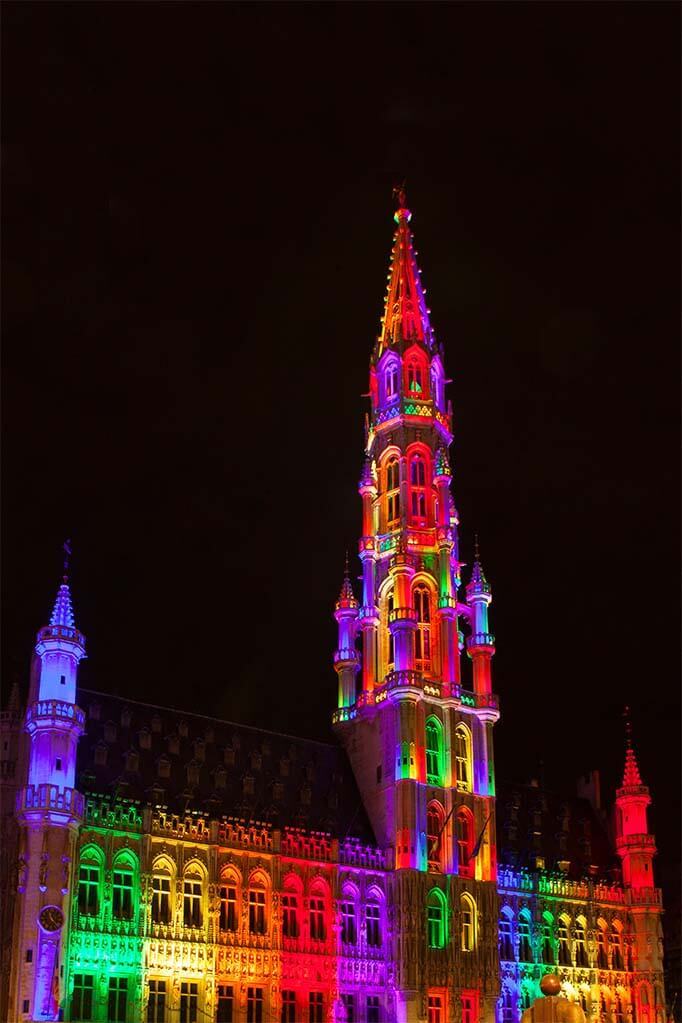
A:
39,856,48,892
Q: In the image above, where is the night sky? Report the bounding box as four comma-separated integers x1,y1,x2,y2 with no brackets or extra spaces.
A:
2,0,679,953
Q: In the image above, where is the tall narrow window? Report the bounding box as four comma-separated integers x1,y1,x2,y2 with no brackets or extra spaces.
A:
427,802,444,872
456,809,474,878
72,975,95,1021
414,585,432,670
455,725,472,792
107,978,128,1023
462,992,479,1023
366,901,381,947
387,592,395,670
341,995,356,1023
220,885,237,932
78,864,100,916
367,996,381,1023
518,911,532,962
183,877,203,928
558,917,571,965
461,893,477,952
386,458,400,529
309,993,324,1023
152,875,171,924
147,980,167,1023
282,892,299,938
112,868,134,919
425,718,443,785
596,921,608,968
180,982,198,1023
574,919,588,966
610,924,624,970
249,889,266,934
407,361,424,393
217,986,234,1023
428,994,444,1023
309,895,325,941
500,990,514,1023
247,988,264,1023
386,363,399,400
410,455,428,524
341,899,357,944
541,913,554,964
499,911,514,960
281,991,296,1023
427,888,447,949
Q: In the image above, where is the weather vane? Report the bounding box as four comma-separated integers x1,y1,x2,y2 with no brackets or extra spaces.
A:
623,705,633,749
392,181,407,209
62,538,72,582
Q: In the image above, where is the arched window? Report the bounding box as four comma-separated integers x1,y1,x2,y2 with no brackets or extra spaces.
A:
366,889,382,948
427,801,445,872
407,360,424,394
518,910,533,962
414,585,432,671
410,455,428,525
152,856,175,925
387,591,395,672
456,808,474,878
281,875,301,940
430,364,443,408
461,893,477,952
610,921,624,970
455,724,473,793
386,458,401,529
614,995,625,1023
340,884,358,946
183,865,205,929
575,917,588,967
500,989,515,1023
386,362,399,401
219,867,241,933
309,880,328,942
425,717,443,785
596,920,609,968
541,912,555,964
426,888,447,949
248,873,268,935
638,984,652,1023
558,915,571,965
499,908,514,961
112,851,137,921
77,846,104,917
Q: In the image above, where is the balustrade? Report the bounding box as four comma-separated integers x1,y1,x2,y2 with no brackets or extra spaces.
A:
25,699,85,728
17,783,84,817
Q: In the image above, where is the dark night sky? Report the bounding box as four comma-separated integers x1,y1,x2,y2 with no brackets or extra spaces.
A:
2,0,679,938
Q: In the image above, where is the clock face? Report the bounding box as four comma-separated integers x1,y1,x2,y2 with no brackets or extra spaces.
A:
39,906,64,932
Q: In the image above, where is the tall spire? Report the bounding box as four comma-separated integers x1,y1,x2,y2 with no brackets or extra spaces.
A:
378,187,435,353
336,553,358,610
48,540,77,629
621,706,644,789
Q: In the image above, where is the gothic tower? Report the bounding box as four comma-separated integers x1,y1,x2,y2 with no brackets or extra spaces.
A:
615,720,666,1023
9,572,86,1023
334,194,500,1023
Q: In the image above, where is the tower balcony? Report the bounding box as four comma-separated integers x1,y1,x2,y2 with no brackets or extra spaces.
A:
333,647,360,665
25,699,86,734
627,886,662,907
388,607,417,627
616,833,656,852
466,632,496,650
17,782,84,821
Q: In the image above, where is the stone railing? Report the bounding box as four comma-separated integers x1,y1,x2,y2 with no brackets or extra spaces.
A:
84,797,142,832
339,840,385,871
218,819,273,850
17,783,84,818
25,700,85,730
466,632,496,649
37,623,86,646
334,647,359,664
281,829,334,862
616,834,656,850
628,887,662,906
153,812,211,842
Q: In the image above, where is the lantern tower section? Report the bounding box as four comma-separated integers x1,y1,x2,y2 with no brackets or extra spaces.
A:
9,577,86,1022
333,198,501,1023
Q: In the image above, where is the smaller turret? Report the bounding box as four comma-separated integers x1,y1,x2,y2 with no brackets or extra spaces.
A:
333,556,360,710
465,537,495,697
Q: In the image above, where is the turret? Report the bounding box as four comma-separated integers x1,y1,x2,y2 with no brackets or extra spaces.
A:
465,538,495,698
334,557,360,711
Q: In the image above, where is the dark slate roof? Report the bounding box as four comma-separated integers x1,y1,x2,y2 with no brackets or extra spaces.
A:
496,780,619,882
76,688,375,844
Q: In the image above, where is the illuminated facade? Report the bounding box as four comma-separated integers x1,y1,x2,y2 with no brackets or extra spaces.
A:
0,198,667,1023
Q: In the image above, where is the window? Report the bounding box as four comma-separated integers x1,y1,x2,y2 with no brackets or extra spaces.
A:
55,757,62,771
366,901,381,947
367,996,381,1023
152,875,171,924
341,900,357,944
282,892,299,938
113,868,134,919
456,809,474,878
427,888,447,949
407,361,424,393
541,913,554,964
220,885,238,932
218,986,234,1023
462,992,478,1023
518,911,532,962
596,922,608,968
386,458,400,529
387,592,395,669
60,674,66,685
309,992,324,1023
72,974,94,1021
410,456,428,524
386,363,399,400
249,889,266,934
25,949,33,963
428,994,444,1023
147,980,167,1023
78,865,99,916
461,893,476,952
108,978,128,1023
500,990,514,1023
180,982,198,1023
341,995,356,1023
558,917,571,965
427,802,444,872
499,911,514,960
610,924,624,970
310,895,325,941
425,718,443,785
281,991,296,1023
414,584,431,669
23,1001,30,1015
455,724,472,792
575,919,588,967
430,365,443,408
183,877,203,928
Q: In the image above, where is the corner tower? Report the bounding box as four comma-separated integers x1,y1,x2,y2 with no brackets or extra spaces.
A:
9,565,86,1023
333,194,500,1023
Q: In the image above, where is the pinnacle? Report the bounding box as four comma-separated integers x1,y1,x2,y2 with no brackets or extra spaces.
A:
336,556,358,610
621,707,645,789
378,195,435,353
49,581,76,629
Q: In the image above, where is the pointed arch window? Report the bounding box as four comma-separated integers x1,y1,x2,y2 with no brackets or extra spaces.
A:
77,855,102,917
340,887,357,945
386,363,399,401
596,920,608,968
112,853,136,921
541,912,555,964
456,808,474,878
499,908,514,961
410,454,428,525
184,868,205,928
558,916,571,965
414,585,432,671
574,917,588,967
387,592,395,671
455,724,473,792
386,458,401,529
425,717,443,785
407,360,424,394
610,922,624,970
426,888,447,949
427,802,445,872
461,893,477,952
518,910,533,962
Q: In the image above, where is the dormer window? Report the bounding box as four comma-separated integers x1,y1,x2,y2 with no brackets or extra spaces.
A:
243,774,255,796
125,750,139,773
167,734,180,755
178,721,188,738
224,746,236,766
151,714,162,733
158,757,171,779
279,758,290,777
88,703,101,721
121,708,132,728
94,744,108,767
104,722,117,743
139,729,151,750
194,740,205,762
214,767,227,789
187,762,199,786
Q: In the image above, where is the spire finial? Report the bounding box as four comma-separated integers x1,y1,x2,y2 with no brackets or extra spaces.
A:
392,181,407,210
62,538,72,583
474,532,480,561
344,550,350,578
623,705,633,750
